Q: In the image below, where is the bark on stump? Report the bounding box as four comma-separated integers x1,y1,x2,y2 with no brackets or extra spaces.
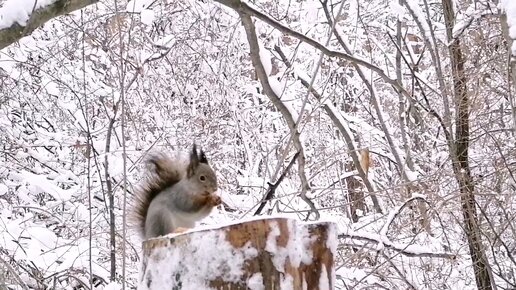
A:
138,217,336,290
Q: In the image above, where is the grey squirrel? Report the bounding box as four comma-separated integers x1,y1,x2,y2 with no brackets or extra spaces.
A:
133,144,221,239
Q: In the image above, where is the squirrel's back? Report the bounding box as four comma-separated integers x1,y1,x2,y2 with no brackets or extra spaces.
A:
132,152,184,237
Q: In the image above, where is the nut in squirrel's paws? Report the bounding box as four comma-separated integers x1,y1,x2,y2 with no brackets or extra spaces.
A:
209,194,222,206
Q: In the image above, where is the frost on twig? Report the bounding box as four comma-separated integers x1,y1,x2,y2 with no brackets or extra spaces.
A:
339,195,456,259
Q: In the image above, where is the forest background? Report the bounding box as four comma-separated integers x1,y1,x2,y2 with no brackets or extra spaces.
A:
0,0,515,289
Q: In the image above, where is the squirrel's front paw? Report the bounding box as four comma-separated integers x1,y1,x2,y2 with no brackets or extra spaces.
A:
209,194,222,206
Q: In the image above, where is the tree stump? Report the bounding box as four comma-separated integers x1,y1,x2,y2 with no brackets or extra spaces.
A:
138,217,336,290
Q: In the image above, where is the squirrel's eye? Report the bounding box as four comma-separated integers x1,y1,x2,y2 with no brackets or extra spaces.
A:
200,175,206,181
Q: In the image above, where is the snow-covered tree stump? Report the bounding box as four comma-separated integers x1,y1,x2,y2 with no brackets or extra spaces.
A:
138,217,336,290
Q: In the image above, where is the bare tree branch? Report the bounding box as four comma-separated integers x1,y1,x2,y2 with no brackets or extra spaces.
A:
212,0,409,97
338,234,456,259
442,0,494,288
274,45,383,214
340,196,456,260
0,0,99,50
238,12,319,220
254,151,300,216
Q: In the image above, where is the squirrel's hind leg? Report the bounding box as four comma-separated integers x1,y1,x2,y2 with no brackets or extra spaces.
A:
145,208,176,238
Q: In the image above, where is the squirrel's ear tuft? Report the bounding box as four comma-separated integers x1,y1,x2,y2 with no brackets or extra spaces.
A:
187,143,200,177
199,149,208,164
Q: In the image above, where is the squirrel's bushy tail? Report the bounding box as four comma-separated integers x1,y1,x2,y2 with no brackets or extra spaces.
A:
132,153,183,237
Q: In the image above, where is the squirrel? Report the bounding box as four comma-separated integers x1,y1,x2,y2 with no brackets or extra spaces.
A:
132,144,221,239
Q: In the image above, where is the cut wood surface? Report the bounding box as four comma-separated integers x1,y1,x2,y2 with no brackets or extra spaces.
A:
138,217,336,290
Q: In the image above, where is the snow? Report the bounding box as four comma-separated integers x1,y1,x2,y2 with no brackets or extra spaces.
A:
293,66,311,81
25,226,60,269
280,274,294,290
390,1,405,20
74,203,90,222
501,0,516,54
103,282,122,290
452,18,471,39
404,0,432,40
405,169,419,181
325,222,338,257
0,211,109,281
319,264,330,290
0,183,7,196
13,170,73,202
126,0,155,26
265,220,282,266
259,44,272,76
126,0,153,13
0,0,57,29
265,219,314,270
140,9,154,26
139,229,258,289
339,224,454,259
0,0,508,288
141,217,335,288
247,273,265,290
269,76,286,98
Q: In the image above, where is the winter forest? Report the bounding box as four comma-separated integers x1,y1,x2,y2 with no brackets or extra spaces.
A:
0,0,516,289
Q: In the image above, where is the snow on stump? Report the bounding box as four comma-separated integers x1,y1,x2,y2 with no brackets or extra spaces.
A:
138,217,337,290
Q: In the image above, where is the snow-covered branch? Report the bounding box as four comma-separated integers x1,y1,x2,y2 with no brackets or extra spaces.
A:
339,232,455,259
238,11,319,219
213,0,409,98
339,196,456,259
274,44,383,214
0,0,99,50
379,195,429,237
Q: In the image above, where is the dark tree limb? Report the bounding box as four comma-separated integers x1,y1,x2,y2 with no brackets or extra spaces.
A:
0,0,99,50
254,151,300,216
442,0,494,288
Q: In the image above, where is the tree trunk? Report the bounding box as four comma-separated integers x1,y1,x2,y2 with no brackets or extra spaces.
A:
138,218,336,290
500,8,516,131
442,0,494,289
